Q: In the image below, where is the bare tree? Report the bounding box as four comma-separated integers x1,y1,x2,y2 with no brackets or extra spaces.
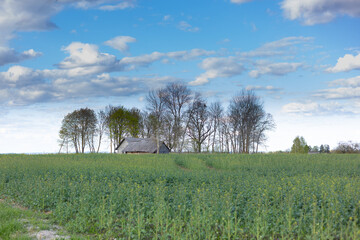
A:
251,113,275,153
162,82,192,152
208,101,223,152
146,89,167,153
228,90,274,154
187,94,213,152
95,110,107,153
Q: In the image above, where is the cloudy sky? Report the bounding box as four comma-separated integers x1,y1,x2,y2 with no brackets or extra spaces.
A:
1,0,360,153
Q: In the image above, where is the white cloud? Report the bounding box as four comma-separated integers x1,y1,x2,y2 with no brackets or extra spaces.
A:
190,57,244,86
104,36,136,52
327,53,360,73
119,49,215,70
281,0,360,25
58,42,117,70
166,49,215,61
282,101,360,115
0,41,214,105
0,0,134,45
0,47,42,66
282,102,320,115
178,21,200,32
0,0,134,65
99,1,136,11
230,0,254,4
58,0,135,10
249,61,303,78
0,65,178,106
0,66,43,87
314,87,360,99
313,75,360,99
246,85,282,92
191,36,311,85
241,36,313,58
163,15,172,21
329,75,360,87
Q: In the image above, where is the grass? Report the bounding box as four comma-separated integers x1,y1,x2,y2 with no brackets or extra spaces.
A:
0,200,30,240
0,153,360,239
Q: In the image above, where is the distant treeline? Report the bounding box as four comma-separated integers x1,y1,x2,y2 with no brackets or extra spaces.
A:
281,136,359,154
59,82,275,153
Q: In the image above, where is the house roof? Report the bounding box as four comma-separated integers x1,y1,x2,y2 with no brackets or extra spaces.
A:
115,138,170,153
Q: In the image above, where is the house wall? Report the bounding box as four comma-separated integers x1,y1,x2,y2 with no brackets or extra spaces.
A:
159,144,170,154
116,141,129,154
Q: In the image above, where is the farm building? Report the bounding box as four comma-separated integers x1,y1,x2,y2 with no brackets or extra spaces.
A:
115,138,170,154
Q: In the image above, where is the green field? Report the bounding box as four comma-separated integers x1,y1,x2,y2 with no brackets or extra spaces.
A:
0,154,360,239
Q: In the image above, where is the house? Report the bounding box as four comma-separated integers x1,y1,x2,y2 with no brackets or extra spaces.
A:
115,137,171,154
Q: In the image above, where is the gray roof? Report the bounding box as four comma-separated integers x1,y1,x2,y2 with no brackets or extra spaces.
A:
115,138,169,153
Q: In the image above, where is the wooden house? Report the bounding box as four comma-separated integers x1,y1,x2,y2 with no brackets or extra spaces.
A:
115,138,170,154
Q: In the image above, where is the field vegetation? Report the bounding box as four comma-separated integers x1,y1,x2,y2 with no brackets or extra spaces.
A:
0,154,360,239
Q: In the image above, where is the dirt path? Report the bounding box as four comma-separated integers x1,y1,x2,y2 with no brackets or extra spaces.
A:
0,198,70,240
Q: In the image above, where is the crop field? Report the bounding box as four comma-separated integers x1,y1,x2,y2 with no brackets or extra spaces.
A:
0,154,360,239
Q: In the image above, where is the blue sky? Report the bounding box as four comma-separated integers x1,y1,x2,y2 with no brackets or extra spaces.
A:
1,0,360,153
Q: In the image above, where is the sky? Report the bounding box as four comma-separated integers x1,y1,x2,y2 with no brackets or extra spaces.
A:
1,0,360,153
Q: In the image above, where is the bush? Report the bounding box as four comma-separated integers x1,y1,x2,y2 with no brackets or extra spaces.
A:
333,141,360,153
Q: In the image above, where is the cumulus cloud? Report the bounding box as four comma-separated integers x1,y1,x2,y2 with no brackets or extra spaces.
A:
0,65,177,106
249,61,303,78
313,75,360,100
54,41,215,77
190,57,245,86
0,48,42,66
55,42,118,77
0,0,134,44
104,36,137,53
281,0,360,25
326,53,360,73
0,41,214,106
0,66,43,88
329,75,360,87
0,0,135,65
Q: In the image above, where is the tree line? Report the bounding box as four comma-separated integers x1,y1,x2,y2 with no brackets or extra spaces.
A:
59,82,275,153
289,136,360,154
290,136,330,154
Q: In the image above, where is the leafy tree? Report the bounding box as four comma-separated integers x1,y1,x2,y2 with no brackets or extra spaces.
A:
127,108,142,138
291,136,309,154
312,145,319,152
107,106,143,152
59,108,97,153
324,144,330,153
